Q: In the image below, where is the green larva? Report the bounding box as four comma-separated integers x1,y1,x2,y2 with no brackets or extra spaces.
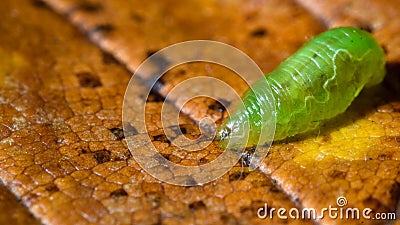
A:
218,27,386,148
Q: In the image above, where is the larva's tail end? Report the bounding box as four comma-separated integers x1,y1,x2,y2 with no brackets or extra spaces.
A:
364,54,386,88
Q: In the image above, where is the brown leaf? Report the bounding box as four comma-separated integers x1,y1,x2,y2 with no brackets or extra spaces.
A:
0,0,315,224
1,0,400,225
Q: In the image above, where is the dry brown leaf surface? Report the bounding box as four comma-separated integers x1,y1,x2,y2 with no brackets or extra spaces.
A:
0,0,400,225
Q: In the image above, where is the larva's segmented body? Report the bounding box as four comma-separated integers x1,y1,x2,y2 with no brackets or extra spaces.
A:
218,27,386,148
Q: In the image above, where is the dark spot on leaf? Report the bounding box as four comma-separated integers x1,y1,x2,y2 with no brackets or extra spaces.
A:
145,50,170,73
153,134,170,143
178,69,186,75
166,125,181,137
148,81,164,95
45,185,59,193
161,154,170,160
91,24,115,33
146,90,164,102
229,171,250,181
32,0,47,8
79,149,88,154
219,98,231,109
269,185,280,193
322,134,332,143
358,23,374,33
184,176,197,186
146,50,158,58
189,201,206,212
328,170,346,179
131,12,144,22
123,123,138,137
180,126,187,134
208,100,227,113
77,1,103,12
220,213,237,224
110,188,128,198
250,28,267,37
102,52,119,64
167,124,190,136
378,153,393,160
93,150,111,164
76,72,102,88
110,128,124,140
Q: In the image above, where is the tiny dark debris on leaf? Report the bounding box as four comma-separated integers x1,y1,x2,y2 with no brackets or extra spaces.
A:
102,52,119,64
110,188,128,198
93,149,111,164
189,201,206,212
77,1,103,12
146,90,165,102
328,170,346,179
110,127,124,140
145,50,171,74
250,27,268,37
76,72,102,88
229,171,250,181
184,176,197,186
90,23,115,33
130,12,144,23
208,99,230,113
45,184,59,193
152,134,171,143
32,0,47,8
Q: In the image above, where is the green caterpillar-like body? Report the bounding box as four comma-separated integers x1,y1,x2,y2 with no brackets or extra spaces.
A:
218,27,386,148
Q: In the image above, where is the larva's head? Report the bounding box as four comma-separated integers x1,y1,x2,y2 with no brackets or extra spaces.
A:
216,110,251,150
216,78,276,149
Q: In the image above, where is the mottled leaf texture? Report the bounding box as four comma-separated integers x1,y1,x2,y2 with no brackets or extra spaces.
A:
0,0,399,225
42,0,324,123
0,182,40,225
